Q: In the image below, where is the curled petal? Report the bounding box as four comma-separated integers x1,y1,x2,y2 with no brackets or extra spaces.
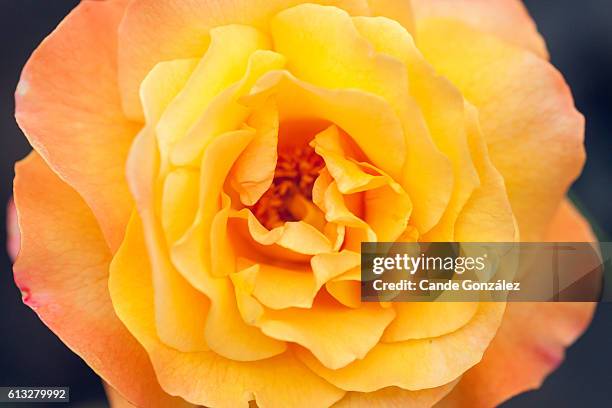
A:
270,4,454,232
118,0,372,120
298,303,505,392
127,129,210,353
229,99,280,206
353,16,480,241
232,250,360,310
109,217,344,407
155,25,270,161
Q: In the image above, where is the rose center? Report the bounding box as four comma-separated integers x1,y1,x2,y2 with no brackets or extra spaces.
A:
251,145,325,230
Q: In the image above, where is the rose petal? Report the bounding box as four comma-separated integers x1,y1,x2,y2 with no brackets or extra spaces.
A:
245,70,409,187
382,302,479,342
416,19,585,241
15,0,140,251
332,381,458,408
312,126,389,194
352,16,480,241
232,250,360,310
453,104,517,242
171,50,286,166
127,129,211,353
256,294,396,370
155,25,270,162
13,152,186,408
118,0,372,120
164,130,287,360
229,99,279,206
436,200,597,407
231,209,334,255
412,0,548,58
270,4,453,233
109,216,345,407
298,303,505,392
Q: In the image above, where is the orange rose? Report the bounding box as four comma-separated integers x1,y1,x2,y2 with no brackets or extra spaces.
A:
11,0,596,407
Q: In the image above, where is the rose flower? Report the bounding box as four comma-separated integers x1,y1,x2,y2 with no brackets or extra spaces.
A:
10,0,596,407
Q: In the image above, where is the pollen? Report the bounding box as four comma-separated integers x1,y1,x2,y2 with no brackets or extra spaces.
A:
251,145,325,229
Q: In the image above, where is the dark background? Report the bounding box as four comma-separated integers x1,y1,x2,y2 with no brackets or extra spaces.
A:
0,1,610,407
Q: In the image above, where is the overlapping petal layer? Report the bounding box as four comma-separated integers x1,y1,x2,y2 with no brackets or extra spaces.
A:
13,153,186,408
12,0,596,407
436,201,597,407
15,0,139,251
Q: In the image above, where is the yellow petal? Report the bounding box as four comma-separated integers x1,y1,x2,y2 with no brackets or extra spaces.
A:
171,128,255,286
245,69,408,181
140,58,199,124
140,59,201,246
332,382,458,408
383,302,479,342
312,125,389,194
233,209,334,255
326,280,362,309
118,0,372,120
109,218,344,407
229,98,279,205
156,25,270,160
161,168,199,244
270,4,453,232
171,50,287,166
233,250,359,310
165,130,286,361
297,303,505,392
270,4,407,178
322,180,376,241
353,16,479,241
127,129,210,352
259,296,395,370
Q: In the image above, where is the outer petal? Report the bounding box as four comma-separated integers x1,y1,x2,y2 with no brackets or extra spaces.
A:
118,0,372,120
12,153,186,408
15,0,140,251
436,200,597,407
417,20,585,241
412,0,548,58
